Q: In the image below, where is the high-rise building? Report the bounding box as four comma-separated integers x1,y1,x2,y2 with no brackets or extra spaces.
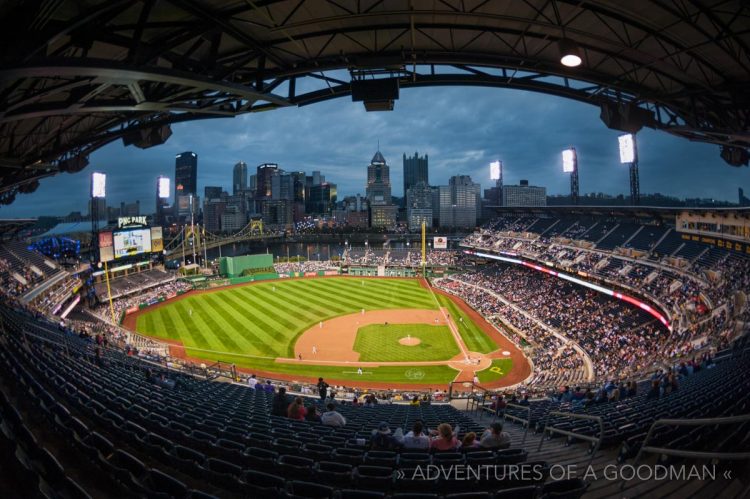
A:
271,171,294,201
407,181,433,231
174,152,198,199
248,174,257,194
309,183,337,215
438,175,480,228
255,163,278,199
221,205,247,232
366,151,392,205
403,152,429,197
203,198,226,233
233,161,248,195
262,199,293,228
204,186,223,199
502,180,547,207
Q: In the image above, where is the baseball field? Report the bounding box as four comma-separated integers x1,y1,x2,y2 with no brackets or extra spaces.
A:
128,277,530,388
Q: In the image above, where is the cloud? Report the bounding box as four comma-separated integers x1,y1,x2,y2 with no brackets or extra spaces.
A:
1,86,747,217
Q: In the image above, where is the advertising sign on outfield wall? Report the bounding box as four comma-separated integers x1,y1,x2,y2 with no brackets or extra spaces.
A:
433,236,448,249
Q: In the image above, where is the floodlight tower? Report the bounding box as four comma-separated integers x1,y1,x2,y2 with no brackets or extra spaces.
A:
562,148,579,205
90,172,106,263
618,134,640,205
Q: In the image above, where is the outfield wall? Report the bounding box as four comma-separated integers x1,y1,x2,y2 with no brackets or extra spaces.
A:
219,253,274,277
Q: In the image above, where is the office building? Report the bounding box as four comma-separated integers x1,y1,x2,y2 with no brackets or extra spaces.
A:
503,180,547,207
203,198,226,232
262,199,293,228
366,150,392,205
407,181,433,230
371,204,398,228
233,162,248,195
221,205,247,232
403,151,429,198
204,186,222,199
120,200,140,217
438,175,480,228
255,163,278,199
174,152,197,199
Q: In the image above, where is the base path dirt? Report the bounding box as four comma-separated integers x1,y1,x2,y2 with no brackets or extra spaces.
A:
293,309,446,362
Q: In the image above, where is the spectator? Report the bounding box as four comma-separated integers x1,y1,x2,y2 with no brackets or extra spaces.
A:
370,422,403,451
247,374,258,389
287,397,307,420
647,380,660,400
271,387,288,416
321,403,347,427
317,377,329,401
410,395,420,406
479,422,511,450
264,380,275,393
305,404,321,423
430,423,460,452
462,432,480,450
519,394,530,406
402,421,430,450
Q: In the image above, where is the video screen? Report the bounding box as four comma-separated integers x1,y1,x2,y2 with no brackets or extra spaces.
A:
113,228,152,259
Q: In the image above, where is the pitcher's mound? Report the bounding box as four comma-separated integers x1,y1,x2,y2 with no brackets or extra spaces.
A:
399,337,421,346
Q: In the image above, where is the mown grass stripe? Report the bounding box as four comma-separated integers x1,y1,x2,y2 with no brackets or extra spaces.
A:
283,280,388,313
185,298,239,351
290,279,428,311
175,300,228,351
199,294,259,353
211,292,288,353
165,301,212,349
305,279,434,309
243,286,322,324
250,283,350,317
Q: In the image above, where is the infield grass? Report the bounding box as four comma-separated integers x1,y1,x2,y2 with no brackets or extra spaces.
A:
353,324,460,362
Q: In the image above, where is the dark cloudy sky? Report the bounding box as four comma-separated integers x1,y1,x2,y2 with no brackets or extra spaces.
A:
2,86,748,217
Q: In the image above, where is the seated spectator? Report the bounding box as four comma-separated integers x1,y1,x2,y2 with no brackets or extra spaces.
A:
321,403,347,427
271,387,288,416
370,422,403,451
519,394,530,406
402,421,430,450
479,422,511,450
410,395,420,406
430,423,460,452
287,397,307,421
462,432,480,450
305,404,321,423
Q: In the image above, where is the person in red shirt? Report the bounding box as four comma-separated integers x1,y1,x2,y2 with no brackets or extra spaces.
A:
430,423,461,452
287,396,307,420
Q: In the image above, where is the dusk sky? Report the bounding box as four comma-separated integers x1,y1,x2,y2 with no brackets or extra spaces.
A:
2,85,748,218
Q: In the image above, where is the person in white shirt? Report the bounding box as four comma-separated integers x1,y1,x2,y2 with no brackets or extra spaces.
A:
247,374,258,389
402,420,431,450
320,403,347,427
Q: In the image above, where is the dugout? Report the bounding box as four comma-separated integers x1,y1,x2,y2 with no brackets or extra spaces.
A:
219,253,274,277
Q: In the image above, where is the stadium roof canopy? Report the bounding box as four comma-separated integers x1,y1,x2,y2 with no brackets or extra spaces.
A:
1,0,749,201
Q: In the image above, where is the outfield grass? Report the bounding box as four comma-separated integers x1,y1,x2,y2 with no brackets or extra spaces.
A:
476,359,514,383
436,294,498,354
353,324,460,362
184,351,461,384
136,277,437,357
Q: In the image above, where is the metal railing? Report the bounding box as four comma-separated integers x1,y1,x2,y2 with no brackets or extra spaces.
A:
537,411,605,468
502,403,532,445
633,413,750,463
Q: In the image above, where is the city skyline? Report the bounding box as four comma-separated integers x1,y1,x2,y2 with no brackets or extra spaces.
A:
1,86,748,218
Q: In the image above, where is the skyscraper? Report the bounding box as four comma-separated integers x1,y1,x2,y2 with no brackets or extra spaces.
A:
233,161,248,195
366,150,392,205
438,175,480,228
255,163,278,199
174,152,197,199
407,181,433,231
502,180,547,207
403,151,428,196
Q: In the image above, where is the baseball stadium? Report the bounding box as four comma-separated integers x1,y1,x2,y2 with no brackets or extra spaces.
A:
0,2,749,499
